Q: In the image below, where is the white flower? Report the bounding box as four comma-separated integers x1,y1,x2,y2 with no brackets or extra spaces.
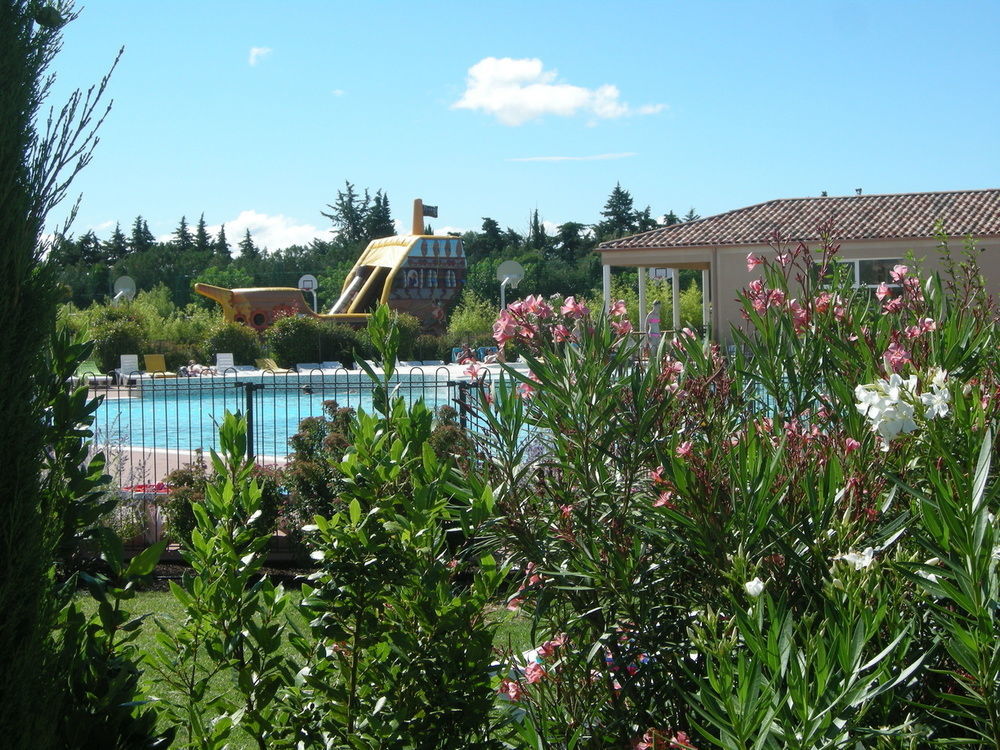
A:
835,547,875,570
744,577,765,597
920,380,950,419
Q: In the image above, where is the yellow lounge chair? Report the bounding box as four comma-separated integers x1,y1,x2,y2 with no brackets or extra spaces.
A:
143,354,177,378
255,357,293,374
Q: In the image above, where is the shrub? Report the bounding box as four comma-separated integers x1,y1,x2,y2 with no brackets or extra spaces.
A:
203,320,262,367
265,314,324,366
413,333,450,362
92,315,148,371
394,312,422,359
447,289,497,346
161,453,284,544
318,322,359,367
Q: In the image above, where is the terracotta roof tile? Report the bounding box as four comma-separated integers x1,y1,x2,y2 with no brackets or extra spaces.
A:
598,189,1000,250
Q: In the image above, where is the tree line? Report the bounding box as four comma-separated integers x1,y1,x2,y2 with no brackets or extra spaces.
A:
50,180,702,312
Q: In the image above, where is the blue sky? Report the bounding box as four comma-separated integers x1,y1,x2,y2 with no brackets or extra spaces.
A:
47,0,1000,252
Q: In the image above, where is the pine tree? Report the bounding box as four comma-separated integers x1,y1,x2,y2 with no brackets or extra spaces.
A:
214,223,231,262
238,228,260,261
636,206,658,232
662,210,680,226
683,208,701,222
130,215,155,252
102,222,128,262
364,189,395,240
597,182,638,239
173,215,193,251
194,213,210,252
322,180,371,246
77,230,103,265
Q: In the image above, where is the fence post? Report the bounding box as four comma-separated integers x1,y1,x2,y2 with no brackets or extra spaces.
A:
455,380,469,431
243,382,264,461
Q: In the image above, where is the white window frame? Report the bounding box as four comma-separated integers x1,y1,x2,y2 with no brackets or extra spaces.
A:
827,257,903,289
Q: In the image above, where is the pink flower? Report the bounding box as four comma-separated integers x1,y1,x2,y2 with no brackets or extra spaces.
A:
524,294,553,319
651,465,667,484
559,504,573,518
609,299,628,317
561,295,589,319
524,662,546,684
746,253,764,272
883,342,911,373
671,731,697,749
553,324,572,343
611,319,633,337
788,299,809,332
776,252,791,267
536,634,566,658
506,596,523,611
653,491,675,508
875,282,891,302
890,264,909,283
902,276,923,301
882,297,904,314
464,362,484,380
844,437,861,453
904,325,922,339
815,292,832,313
920,317,937,332
498,678,522,702
676,441,693,458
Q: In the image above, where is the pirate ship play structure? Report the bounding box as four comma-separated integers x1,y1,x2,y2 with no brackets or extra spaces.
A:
195,200,466,332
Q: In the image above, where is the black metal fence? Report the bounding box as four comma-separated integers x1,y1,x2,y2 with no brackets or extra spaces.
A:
82,366,474,489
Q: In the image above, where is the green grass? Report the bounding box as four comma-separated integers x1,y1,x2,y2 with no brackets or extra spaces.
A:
77,587,533,748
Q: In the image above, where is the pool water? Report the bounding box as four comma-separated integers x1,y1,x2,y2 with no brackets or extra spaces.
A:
93,370,462,460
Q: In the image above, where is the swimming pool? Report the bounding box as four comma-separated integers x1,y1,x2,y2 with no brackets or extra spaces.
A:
93,368,466,463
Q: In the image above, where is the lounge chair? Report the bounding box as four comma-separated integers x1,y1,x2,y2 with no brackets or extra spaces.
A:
421,360,445,366
399,360,423,367
320,361,344,370
296,363,322,373
255,358,293,374
70,359,112,387
116,354,142,384
215,353,255,374
143,354,177,378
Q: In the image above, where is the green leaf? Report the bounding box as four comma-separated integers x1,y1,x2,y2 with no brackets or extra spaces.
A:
125,540,167,578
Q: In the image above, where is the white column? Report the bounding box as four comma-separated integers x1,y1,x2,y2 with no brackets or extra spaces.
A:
637,267,647,332
671,268,681,331
602,264,612,313
701,269,710,338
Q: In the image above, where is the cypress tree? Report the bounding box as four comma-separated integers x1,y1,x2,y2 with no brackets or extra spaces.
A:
0,3,115,745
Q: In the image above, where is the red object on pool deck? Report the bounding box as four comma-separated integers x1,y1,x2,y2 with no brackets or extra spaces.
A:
122,482,171,493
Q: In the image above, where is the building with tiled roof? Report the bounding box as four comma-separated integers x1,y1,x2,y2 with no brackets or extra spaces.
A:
596,189,1000,342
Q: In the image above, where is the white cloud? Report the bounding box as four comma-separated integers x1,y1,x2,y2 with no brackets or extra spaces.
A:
331,88,345,96
209,210,332,252
248,46,272,66
452,57,664,126
507,152,638,162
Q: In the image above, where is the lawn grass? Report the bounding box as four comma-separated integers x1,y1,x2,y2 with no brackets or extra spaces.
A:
77,585,533,747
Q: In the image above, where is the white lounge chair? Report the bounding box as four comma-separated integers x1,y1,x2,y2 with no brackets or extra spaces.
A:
320,361,344,370
116,354,141,384
296,363,322,373
215,353,255,373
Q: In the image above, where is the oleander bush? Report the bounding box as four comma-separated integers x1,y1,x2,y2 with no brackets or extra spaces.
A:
475,234,998,748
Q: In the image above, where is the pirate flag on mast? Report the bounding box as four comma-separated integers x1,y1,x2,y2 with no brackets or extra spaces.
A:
412,199,439,234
